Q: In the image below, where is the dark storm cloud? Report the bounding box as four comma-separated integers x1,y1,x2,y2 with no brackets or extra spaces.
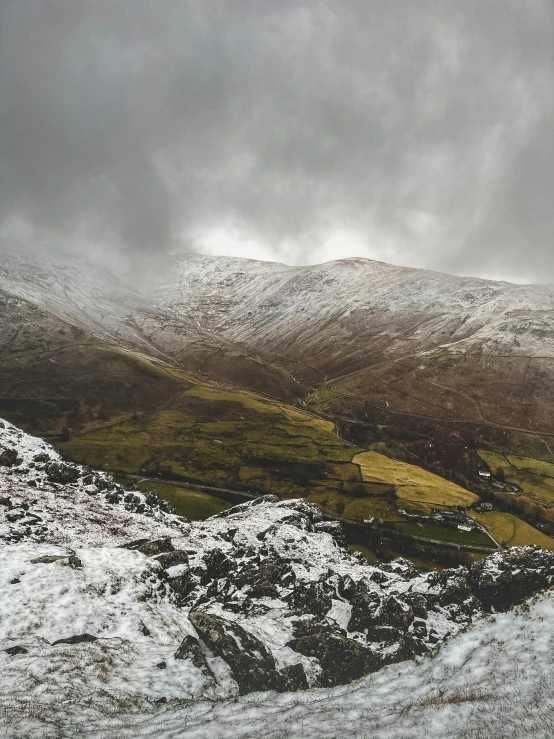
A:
0,0,553,280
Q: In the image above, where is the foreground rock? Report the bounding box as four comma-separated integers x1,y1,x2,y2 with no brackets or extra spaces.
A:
1,419,554,701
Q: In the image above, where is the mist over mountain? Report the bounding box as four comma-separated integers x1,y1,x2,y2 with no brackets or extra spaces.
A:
2,1,554,734
2,244,554,469
2,1,554,281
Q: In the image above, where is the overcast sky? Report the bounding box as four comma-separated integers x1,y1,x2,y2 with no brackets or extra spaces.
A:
1,0,553,282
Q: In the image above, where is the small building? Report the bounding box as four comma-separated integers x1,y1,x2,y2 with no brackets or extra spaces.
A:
457,523,474,532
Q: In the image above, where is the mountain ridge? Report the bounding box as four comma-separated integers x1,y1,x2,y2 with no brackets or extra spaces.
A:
2,243,554,505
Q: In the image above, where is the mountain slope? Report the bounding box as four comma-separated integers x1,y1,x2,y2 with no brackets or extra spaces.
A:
2,245,554,536
1,419,554,738
133,254,554,474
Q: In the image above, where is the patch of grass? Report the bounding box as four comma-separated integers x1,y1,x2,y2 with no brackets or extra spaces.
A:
385,520,493,547
478,450,554,506
324,462,362,481
348,544,380,564
118,478,230,520
60,377,363,499
468,510,554,549
353,450,478,507
506,455,554,477
306,487,398,521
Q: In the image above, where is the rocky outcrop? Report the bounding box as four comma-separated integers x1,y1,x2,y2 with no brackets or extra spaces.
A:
122,538,175,556
313,521,348,549
469,546,554,611
287,581,333,618
174,635,214,679
189,612,279,694
2,420,554,700
30,554,82,568
45,462,80,484
52,634,98,646
289,630,377,687
0,448,20,467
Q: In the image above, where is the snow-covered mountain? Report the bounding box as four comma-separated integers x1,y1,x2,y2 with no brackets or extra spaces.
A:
1,419,554,738
0,242,141,338
2,245,554,472
139,253,554,364
128,253,554,450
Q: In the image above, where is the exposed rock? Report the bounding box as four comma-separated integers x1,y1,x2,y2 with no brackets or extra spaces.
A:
470,546,554,611
174,635,214,678
4,645,27,655
348,580,382,632
278,663,309,691
52,634,98,646
365,625,403,645
105,492,122,505
165,568,191,604
404,591,429,619
286,581,332,618
249,581,280,598
6,511,25,523
122,538,174,556
203,549,235,580
218,527,237,543
287,631,379,687
427,568,480,617
276,499,323,523
154,550,189,569
209,495,280,520
234,556,294,591
379,558,419,580
30,554,82,568
313,521,348,549
337,573,356,600
45,462,80,484
0,448,20,467
189,611,279,694
378,595,413,630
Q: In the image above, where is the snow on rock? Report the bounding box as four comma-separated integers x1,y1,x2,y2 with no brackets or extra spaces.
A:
1,418,554,737
140,254,554,360
0,419,181,546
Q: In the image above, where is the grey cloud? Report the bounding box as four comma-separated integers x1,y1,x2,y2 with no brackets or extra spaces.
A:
0,0,553,281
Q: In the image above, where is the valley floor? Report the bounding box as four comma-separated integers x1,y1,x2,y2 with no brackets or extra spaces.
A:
1,591,553,739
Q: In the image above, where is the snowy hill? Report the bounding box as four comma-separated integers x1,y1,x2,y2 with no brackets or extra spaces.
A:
0,242,142,339
140,253,554,363
3,246,554,502
1,419,554,737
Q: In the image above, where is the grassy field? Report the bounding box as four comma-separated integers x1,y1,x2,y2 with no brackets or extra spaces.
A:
478,450,554,506
60,378,367,501
353,451,478,507
384,519,494,548
114,477,230,520
348,544,380,565
307,485,398,522
468,510,554,550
